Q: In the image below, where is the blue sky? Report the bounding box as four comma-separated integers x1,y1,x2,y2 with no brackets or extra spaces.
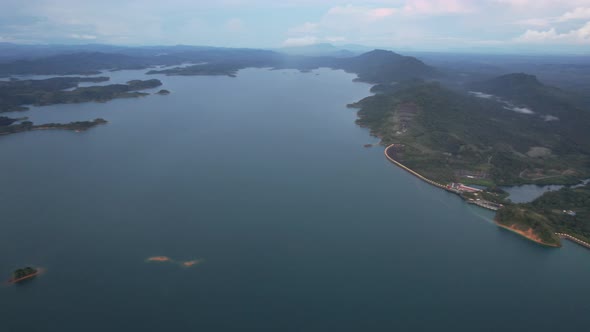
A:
1,0,590,53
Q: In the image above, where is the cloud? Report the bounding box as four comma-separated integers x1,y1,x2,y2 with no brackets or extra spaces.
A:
282,36,320,47
402,0,473,15
69,33,97,40
226,18,244,32
495,0,590,9
326,5,397,24
515,18,552,27
516,21,590,44
557,7,590,22
3,0,590,50
288,22,318,34
515,6,590,26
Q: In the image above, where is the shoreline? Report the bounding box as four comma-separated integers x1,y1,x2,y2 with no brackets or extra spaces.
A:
495,223,560,248
556,233,590,249
383,144,498,210
382,145,590,250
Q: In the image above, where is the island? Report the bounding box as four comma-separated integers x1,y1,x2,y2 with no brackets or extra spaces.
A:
0,77,163,112
155,89,170,95
147,63,241,77
9,267,39,283
0,117,107,136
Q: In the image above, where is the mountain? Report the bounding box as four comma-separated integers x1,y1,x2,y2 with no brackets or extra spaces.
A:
132,48,438,84
338,50,437,83
470,73,590,151
0,52,159,76
0,48,283,76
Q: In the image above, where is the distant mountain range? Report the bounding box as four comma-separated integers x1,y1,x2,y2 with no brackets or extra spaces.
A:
0,45,436,86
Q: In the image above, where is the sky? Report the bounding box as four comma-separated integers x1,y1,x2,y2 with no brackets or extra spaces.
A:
1,0,590,53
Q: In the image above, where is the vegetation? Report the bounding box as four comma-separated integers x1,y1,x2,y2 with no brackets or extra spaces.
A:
0,77,162,112
0,118,107,136
147,63,243,77
12,267,38,280
335,50,436,83
146,49,435,84
495,205,562,246
351,78,590,187
496,184,590,245
0,116,21,126
0,52,164,76
0,76,109,112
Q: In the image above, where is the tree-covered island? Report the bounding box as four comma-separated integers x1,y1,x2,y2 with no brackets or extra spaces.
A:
0,117,107,136
0,77,162,112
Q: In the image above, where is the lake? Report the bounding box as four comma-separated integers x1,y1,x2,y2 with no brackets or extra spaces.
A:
1,68,589,331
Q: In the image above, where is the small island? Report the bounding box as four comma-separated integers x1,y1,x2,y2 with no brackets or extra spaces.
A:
9,267,39,283
0,117,108,136
147,63,241,77
155,89,170,95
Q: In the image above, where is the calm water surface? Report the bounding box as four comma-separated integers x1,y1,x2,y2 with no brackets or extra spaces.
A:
1,68,590,331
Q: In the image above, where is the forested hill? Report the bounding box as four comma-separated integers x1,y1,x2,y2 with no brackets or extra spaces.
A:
352,79,590,186
336,50,436,83
0,52,162,76
469,73,585,110
469,73,590,153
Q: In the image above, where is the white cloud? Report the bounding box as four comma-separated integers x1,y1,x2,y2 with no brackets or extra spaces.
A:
515,6,590,26
515,18,551,27
557,7,590,22
288,22,318,35
69,33,97,40
282,36,320,47
326,5,397,24
516,21,590,44
402,0,473,15
3,0,590,50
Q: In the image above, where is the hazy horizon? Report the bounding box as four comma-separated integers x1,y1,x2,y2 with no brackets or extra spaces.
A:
2,0,590,54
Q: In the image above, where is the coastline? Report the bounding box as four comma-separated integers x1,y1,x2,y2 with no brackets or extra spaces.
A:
556,233,590,249
382,145,590,250
383,144,447,190
495,223,561,248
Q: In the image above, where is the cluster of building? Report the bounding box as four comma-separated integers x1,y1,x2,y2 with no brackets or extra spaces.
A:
446,182,482,193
